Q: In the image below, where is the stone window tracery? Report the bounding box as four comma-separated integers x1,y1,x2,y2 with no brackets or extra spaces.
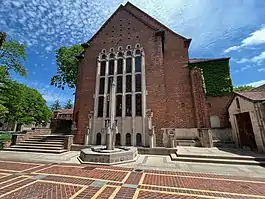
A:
96,45,144,118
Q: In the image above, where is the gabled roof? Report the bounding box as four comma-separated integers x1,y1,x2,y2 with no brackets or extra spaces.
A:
86,2,190,45
235,91,265,102
189,57,230,64
251,84,265,92
124,2,190,41
227,91,265,110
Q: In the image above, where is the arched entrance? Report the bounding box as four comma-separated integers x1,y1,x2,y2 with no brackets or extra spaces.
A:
136,133,142,146
126,133,131,146
96,133,101,145
115,133,121,146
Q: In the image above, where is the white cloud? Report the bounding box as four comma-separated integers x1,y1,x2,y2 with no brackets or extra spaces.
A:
247,80,265,87
236,58,249,64
241,65,251,71
224,46,241,53
251,51,265,63
258,68,265,72
224,26,265,53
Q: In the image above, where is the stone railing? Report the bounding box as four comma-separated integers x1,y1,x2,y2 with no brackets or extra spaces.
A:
63,135,74,150
12,128,51,145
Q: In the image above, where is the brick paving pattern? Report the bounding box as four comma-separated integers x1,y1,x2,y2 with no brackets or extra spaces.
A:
0,160,265,199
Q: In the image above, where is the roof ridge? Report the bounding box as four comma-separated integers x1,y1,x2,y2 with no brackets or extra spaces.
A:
124,1,190,41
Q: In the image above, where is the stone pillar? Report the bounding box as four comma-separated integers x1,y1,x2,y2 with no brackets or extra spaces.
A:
64,135,74,150
85,113,92,145
167,129,176,148
132,55,136,146
198,128,213,147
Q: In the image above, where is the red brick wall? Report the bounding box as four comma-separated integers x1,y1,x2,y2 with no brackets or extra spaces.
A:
74,5,198,145
206,95,232,128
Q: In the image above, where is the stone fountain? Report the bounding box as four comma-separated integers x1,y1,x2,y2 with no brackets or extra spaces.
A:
78,81,138,165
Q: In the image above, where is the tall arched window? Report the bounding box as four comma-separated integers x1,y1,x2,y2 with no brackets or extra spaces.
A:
96,45,144,119
96,133,101,145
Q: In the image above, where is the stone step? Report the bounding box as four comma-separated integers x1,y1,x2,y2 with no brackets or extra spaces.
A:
177,152,265,161
175,140,198,147
170,153,265,166
22,141,64,145
29,137,64,141
10,145,64,150
17,142,64,147
3,147,67,154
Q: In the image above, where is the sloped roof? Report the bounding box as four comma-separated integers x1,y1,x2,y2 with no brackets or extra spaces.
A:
189,57,230,64
251,84,265,92
54,109,73,114
86,2,190,45
235,91,265,102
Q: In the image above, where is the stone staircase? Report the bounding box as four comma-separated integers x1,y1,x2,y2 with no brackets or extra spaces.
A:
170,147,265,166
4,135,67,153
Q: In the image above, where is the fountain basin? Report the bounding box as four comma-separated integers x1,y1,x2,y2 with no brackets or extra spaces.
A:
78,146,138,165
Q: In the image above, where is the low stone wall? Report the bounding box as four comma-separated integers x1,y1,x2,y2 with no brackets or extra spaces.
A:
12,128,51,145
162,128,233,148
210,128,233,141
138,147,177,155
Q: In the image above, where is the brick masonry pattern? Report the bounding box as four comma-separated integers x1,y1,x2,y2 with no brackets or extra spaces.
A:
1,160,265,199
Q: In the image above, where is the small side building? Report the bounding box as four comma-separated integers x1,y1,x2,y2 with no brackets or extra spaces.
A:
228,89,265,152
51,109,73,134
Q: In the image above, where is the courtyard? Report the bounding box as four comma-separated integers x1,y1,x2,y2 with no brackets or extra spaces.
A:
0,151,265,199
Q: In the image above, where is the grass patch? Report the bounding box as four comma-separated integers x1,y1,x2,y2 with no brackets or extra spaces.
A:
0,133,12,141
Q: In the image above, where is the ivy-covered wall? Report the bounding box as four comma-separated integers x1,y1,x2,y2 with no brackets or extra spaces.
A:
188,59,233,96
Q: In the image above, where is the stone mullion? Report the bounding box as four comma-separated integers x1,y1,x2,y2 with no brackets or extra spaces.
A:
93,60,101,118
103,60,109,119
121,57,126,146
141,51,146,146
132,55,136,146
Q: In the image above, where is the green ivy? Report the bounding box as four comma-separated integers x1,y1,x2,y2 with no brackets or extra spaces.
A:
188,59,233,96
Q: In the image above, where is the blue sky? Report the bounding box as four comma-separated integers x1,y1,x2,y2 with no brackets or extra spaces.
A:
1,0,265,106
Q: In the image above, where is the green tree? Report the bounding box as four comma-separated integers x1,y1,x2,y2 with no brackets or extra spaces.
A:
234,85,254,92
50,100,61,111
64,99,73,109
51,45,83,89
0,32,6,47
0,38,27,77
1,82,51,124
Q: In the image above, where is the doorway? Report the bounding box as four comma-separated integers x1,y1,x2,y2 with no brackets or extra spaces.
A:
126,133,131,146
96,133,101,145
236,112,257,150
136,133,142,146
115,133,121,146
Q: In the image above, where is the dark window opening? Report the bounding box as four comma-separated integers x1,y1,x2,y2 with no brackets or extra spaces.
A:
126,51,132,56
110,53,115,59
126,75,132,92
109,60,114,75
126,95,132,116
136,94,142,116
117,59,123,74
101,54,106,59
135,74,141,92
96,133,101,145
100,61,106,76
126,57,132,73
136,49,141,54
115,133,121,146
136,133,142,146
236,98,240,110
99,78,105,94
117,76,123,93
108,77,113,94
135,56,141,72
98,96,104,117
126,133,131,146
106,100,109,117
118,49,123,57
116,95,122,117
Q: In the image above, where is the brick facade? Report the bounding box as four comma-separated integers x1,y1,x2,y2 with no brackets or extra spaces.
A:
73,2,231,145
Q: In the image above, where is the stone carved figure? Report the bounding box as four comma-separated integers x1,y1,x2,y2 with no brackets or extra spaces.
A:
146,109,155,148
85,112,93,145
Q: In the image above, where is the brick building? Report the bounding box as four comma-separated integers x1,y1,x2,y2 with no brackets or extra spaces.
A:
73,2,232,147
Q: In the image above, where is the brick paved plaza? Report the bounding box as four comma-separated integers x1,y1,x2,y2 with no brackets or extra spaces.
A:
0,160,265,198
